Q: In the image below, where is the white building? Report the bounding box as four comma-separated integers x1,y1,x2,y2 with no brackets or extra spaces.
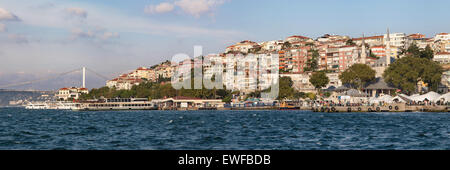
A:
326,73,342,88
57,87,89,100
434,33,450,41
259,40,284,52
225,40,260,53
384,32,406,48
285,35,312,43
280,73,315,93
106,73,144,90
433,52,450,64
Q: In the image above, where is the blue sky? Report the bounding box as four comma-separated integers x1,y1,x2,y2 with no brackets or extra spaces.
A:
0,0,449,89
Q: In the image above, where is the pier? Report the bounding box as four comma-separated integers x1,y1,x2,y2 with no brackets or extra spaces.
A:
312,103,449,113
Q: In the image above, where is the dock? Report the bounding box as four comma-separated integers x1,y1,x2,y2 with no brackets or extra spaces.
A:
312,103,449,112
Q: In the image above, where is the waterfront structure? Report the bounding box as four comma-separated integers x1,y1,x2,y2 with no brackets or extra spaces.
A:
363,78,397,97
57,87,89,100
154,96,224,110
439,70,450,94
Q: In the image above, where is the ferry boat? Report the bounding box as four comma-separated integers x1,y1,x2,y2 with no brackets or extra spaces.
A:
25,102,50,109
25,101,78,110
50,102,79,110
72,98,158,111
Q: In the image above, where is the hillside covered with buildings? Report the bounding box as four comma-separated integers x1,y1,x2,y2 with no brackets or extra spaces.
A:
74,30,450,101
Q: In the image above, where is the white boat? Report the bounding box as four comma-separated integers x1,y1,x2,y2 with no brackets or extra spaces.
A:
25,102,50,109
72,98,158,111
49,102,79,110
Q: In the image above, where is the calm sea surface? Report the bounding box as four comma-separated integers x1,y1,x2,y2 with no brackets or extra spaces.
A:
0,107,448,150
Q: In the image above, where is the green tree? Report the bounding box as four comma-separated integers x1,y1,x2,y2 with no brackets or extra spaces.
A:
305,49,319,72
339,64,376,89
309,71,329,93
420,45,434,60
406,43,421,58
369,49,379,59
277,76,295,100
346,39,356,46
282,42,292,50
383,56,443,94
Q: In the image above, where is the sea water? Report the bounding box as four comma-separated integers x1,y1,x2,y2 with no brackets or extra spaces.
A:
0,108,448,150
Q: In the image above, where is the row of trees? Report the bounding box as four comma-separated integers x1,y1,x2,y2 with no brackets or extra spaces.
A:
80,81,237,102
334,43,443,94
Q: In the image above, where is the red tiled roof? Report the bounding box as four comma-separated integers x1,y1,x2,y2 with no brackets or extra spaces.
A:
408,33,425,38
436,52,450,55
137,67,148,71
287,35,310,39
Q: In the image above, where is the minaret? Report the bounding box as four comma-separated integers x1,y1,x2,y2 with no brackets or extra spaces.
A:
385,28,391,66
361,33,367,64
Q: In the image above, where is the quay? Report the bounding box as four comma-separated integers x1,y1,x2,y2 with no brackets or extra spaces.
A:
312,103,449,113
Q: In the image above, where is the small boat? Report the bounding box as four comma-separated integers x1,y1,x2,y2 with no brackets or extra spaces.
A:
279,101,300,110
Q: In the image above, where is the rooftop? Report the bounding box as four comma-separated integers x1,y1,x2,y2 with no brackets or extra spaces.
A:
364,78,396,90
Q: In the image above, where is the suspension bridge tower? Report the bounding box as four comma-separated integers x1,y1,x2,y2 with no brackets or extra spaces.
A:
82,67,86,88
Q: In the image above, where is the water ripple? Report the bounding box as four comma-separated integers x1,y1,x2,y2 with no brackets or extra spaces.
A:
0,108,448,150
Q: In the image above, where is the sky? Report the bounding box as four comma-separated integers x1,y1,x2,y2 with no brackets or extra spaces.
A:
0,0,449,90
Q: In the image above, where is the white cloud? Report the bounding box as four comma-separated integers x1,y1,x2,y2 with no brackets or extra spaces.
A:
0,23,5,32
0,0,245,77
101,32,119,40
8,34,28,44
71,27,119,41
71,28,95,38
144,2,175,14
0,7,20,21
174,0,226,17
65,7,88,18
